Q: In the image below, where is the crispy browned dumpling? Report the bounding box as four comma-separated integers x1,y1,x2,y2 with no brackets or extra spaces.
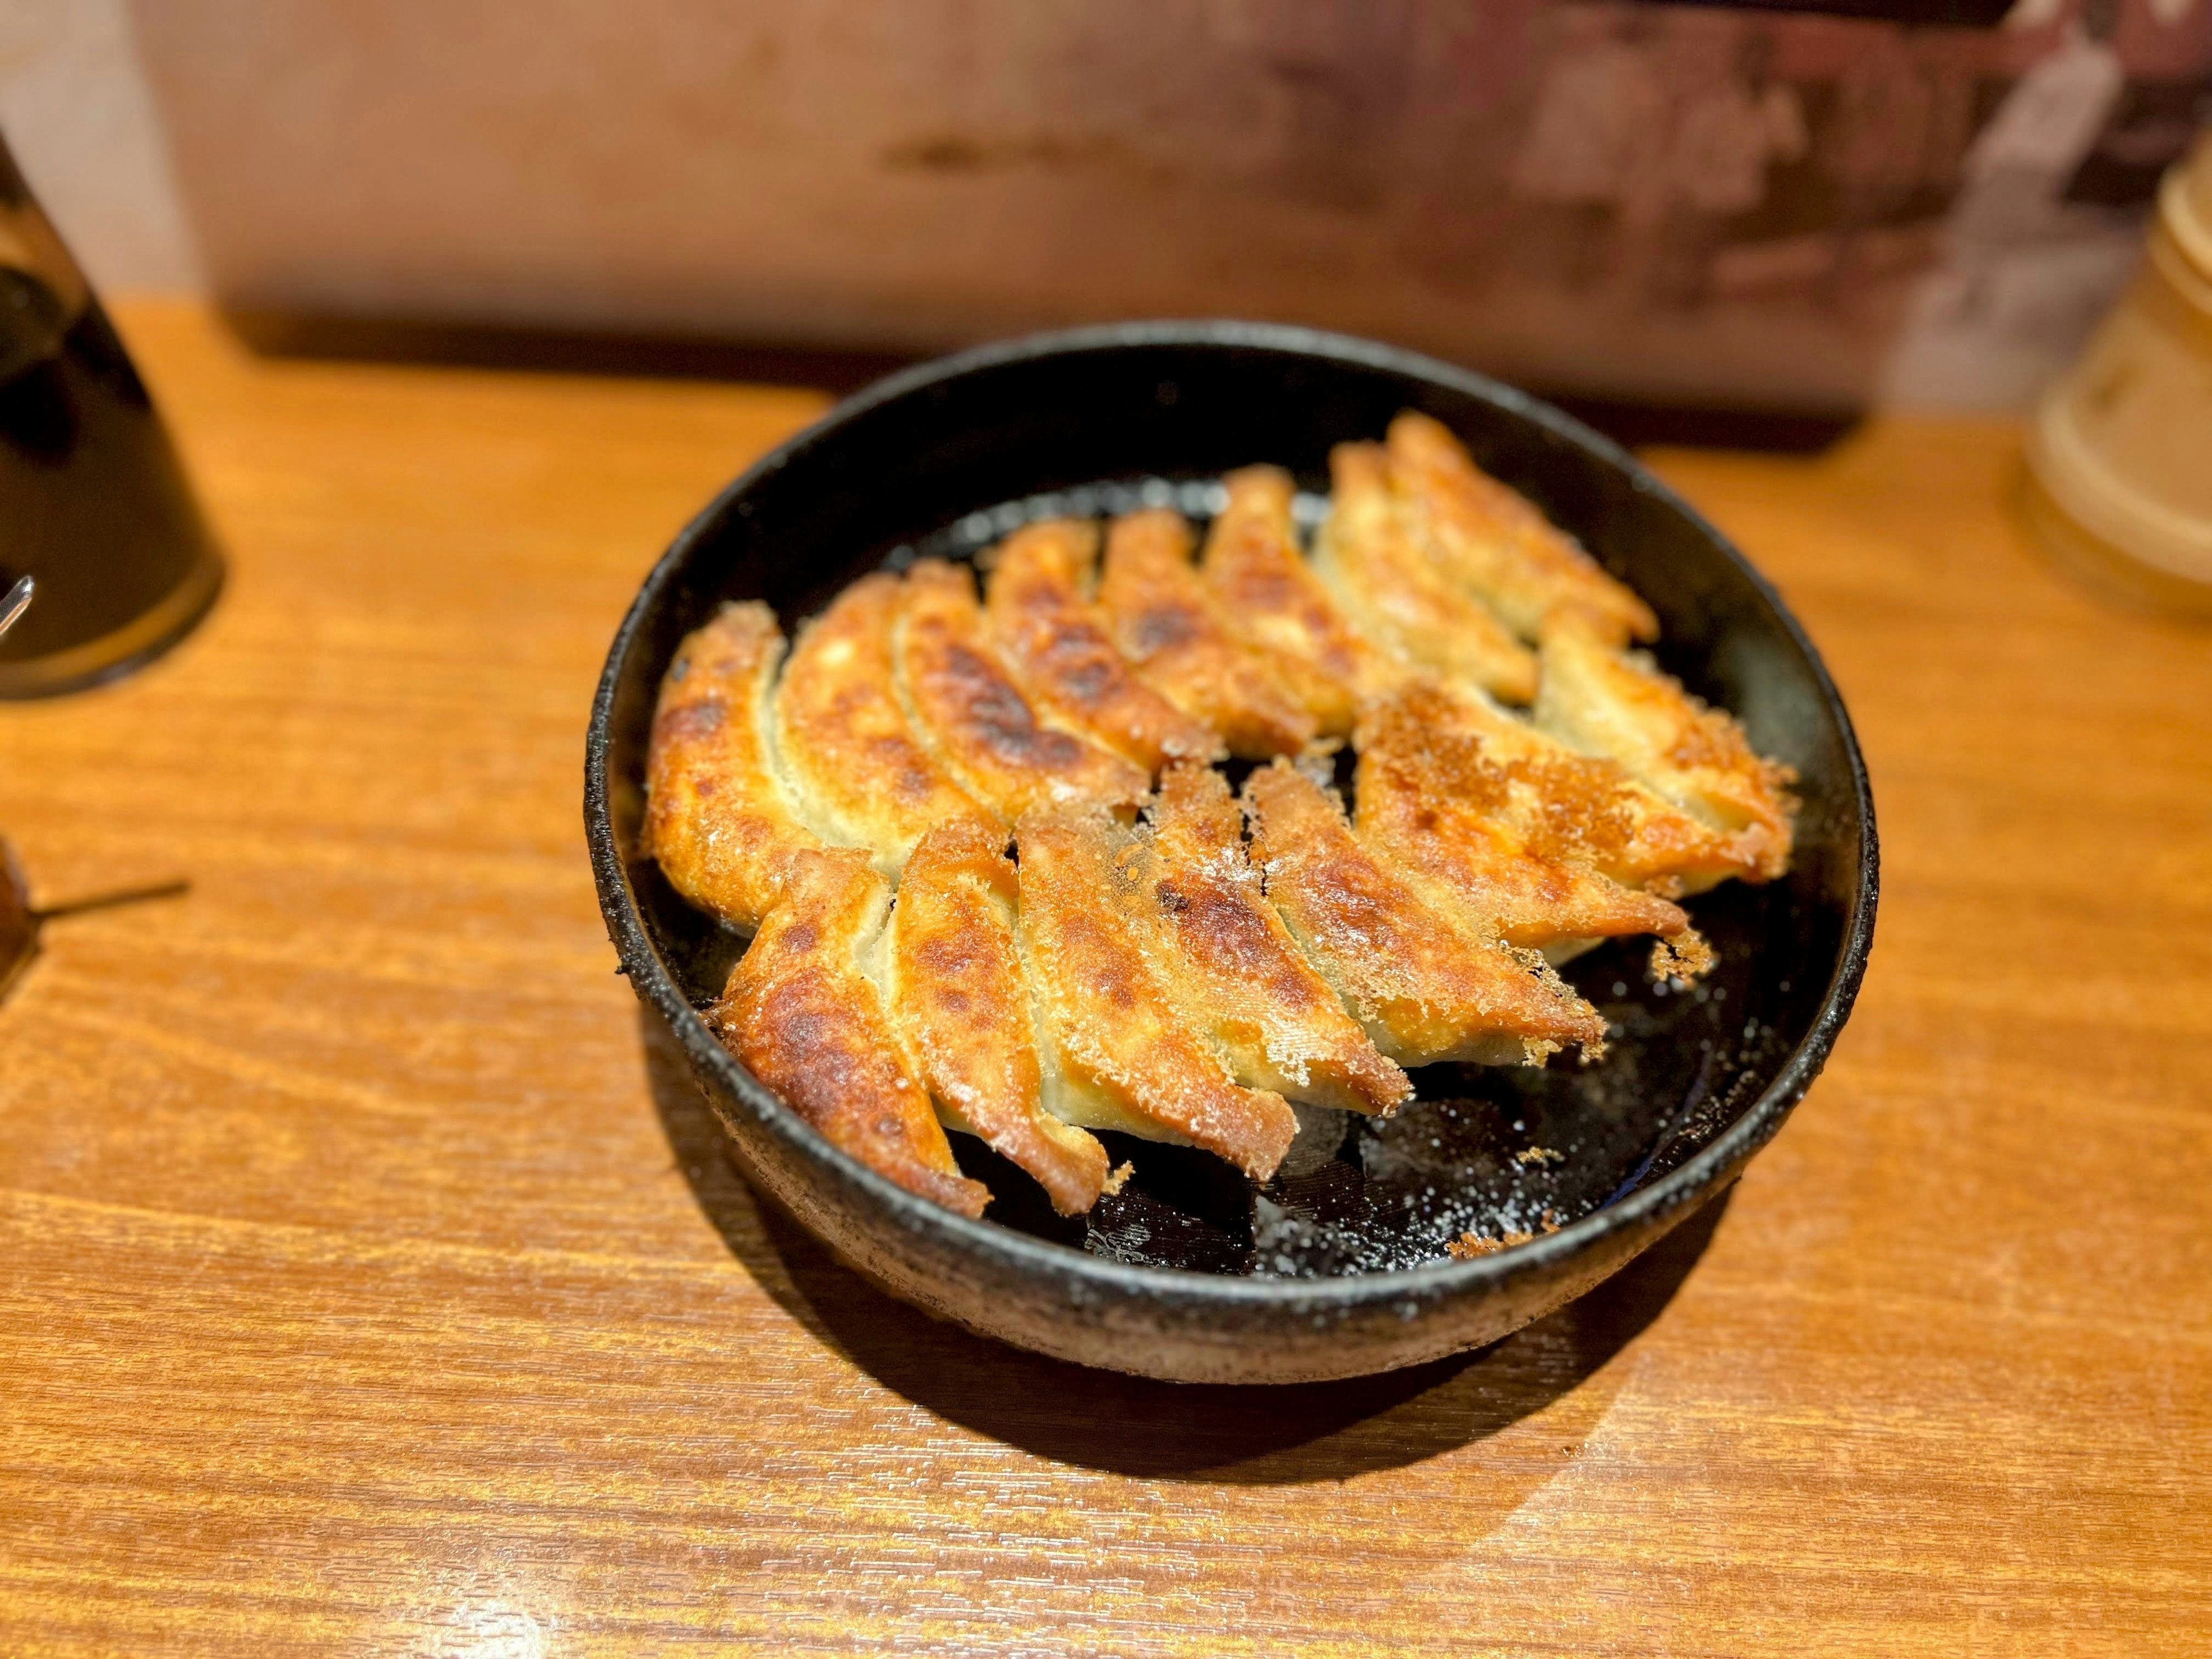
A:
1244,760,1607,1069
887,819,1112,1216
1354,683,1694,953
1016,809,1298,1180
1315,443,1539,704
1200,465,1402,738
1378,675,1766,897
1535,618,1794,882
892,558,1149,823
1143,762,1411,1115
776,573,991,875
1099,508,1317,759
645,601,824,933
984,519,1221,771
714,850,988,1217
1388,411,1658,646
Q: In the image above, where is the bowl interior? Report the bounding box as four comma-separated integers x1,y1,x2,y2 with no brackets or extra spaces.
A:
599,326,1867,1280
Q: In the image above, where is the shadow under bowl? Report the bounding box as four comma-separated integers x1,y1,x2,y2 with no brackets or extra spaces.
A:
585,320,1877,1385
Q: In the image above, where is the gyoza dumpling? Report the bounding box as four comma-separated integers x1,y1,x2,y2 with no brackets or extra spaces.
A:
886,820,1112,1215
1313,442,1539,704
1016,808,1298,1180
983,519,1221,770
1369,672,1768,897
1388,411,1657,646
776,573,991,876
1200,465,1402,738
1535,617,1794,882
1143,761,1410,1115
645,601,824,933
1243,760,1607,1069
892,558,1149,823
1099,507,1316,759
714,849,989,1217
1353,683,1698,957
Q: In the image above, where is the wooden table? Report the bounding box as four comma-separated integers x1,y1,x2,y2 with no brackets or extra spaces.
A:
3,302,2207,1656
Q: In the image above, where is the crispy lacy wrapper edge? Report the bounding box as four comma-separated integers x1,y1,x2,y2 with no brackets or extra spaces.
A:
1244,759,1608,1071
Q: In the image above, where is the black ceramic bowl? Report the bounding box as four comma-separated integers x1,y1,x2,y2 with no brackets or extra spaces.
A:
586,321,1876,1384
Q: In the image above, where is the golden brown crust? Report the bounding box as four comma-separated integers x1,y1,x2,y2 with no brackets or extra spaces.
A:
1243,760,1607,1069
1200,465,1402,738
984,519,1222,771
1315,444,1540,704
776,573,991,874
1099,509,1317,759
887,819,1111,1215
892,559,1149,823
1534,619,1795,882
713,850,988,1217
1388,411,1658,646
1379,676,1766,895
1353,684,1694,949
1145,762,1411,1115
1015,810,1297,1180
645,601,824,933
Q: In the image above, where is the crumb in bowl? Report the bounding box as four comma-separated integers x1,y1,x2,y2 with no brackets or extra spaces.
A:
1446,1209,1562,1260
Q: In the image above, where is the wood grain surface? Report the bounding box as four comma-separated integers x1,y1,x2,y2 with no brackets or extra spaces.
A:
2,302,2207,1656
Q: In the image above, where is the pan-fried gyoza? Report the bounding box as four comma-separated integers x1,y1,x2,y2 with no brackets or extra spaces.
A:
1200,464,1402,737
1015,808,1298,1179
777,573,991,875
1143,761,1411,1116
643,415,1794,1218
984,518,1222,771
1354,683,1700,954
888,819,1112,1216
893,557,1149,823
1099,507,1317,759
1315,442,1539,705
1387,410,1658,646
1535,615,1794,882
645,601,824,934
1243,760,1608,1069
714,848,991,1218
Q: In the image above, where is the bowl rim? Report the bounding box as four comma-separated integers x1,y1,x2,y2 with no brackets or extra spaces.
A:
585,318,1879,1315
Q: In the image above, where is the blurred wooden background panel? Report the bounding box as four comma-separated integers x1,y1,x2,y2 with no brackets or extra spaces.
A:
118,0,2212,411
0,302,2207,1654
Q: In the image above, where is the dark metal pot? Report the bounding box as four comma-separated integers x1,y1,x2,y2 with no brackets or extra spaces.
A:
585,321,1876,1384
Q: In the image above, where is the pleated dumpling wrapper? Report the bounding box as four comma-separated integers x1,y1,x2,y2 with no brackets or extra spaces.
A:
1097,507,1316,760
1014,807,1298,1180
893,558,1149,823
713,849,990,1217
1244,759,1608,1069
1387,410,1657,646
886,819,1113,1216
646,601,825,933
775,572,993,876
1313,442,1538,704
983,518,1222,771
1200,465,1402,738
